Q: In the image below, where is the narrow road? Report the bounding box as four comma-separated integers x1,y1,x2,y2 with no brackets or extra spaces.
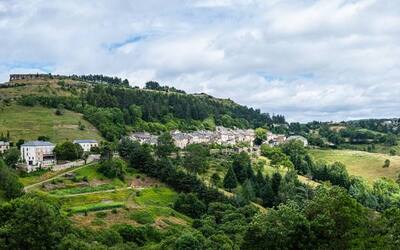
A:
24,163,96,191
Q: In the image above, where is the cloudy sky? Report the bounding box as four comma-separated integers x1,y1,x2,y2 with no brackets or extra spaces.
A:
0,0,399,122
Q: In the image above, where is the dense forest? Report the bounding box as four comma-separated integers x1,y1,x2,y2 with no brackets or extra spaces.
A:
17,79,285,140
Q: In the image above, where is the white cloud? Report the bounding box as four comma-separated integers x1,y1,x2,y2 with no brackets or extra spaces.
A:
0,0,399,122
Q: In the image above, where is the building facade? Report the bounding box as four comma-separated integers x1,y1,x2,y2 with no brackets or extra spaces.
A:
20,141,55,172
73,139,99,152
0,141,10,154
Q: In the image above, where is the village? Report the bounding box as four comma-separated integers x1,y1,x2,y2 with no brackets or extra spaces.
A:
0,127,307,173
129,126,307,149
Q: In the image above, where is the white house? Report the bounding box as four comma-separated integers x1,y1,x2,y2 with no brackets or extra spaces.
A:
20,141,55,172
73,139,99,152
0,141,10,154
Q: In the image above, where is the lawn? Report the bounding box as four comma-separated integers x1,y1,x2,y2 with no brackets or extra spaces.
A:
0,104,103,143
133,187,178,207
310,149,400,183
59,189,134,209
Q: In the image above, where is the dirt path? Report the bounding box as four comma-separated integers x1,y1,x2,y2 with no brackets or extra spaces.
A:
24,163,96,191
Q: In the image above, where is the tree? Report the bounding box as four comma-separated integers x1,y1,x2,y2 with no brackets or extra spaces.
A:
128,104,142,124
145,81,161,90
271,172,282,195
183,144,208,174
16,139,25,149
390,149,396,156
223,166,238,191
0,160,24,199
122,79,129,86
242,203,311,250
82,152,89,164
37,135,50,141
96,228,123,247
0,195,71,249
383,159,390,168
232,152,252,183
156,132,175,158
173,193,206,219
304,186,371,249
174,231,207,250
254,128,267,145
211,173,221,187
100,142,114,161
4,148,20,168
55,104,65,115
98,158,127,180
240,179,256,202
260,181,274,207
54,141,83,161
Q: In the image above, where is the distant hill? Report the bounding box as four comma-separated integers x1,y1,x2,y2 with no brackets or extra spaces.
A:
0,104,104,143
1,75,285,141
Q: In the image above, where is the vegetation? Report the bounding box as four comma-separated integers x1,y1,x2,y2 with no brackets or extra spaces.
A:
54,141,83,161
0,104,103,143
310,149,400,182
97,158,127,180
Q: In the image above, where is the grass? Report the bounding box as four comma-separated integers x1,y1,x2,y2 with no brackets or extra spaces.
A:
59,189,133,208
73,165,104,180
20,164,91,187
49,183,116,196
68,202,124,214
129,210,155,224
0,104,103,143
310,149,400,183
133,187,178,207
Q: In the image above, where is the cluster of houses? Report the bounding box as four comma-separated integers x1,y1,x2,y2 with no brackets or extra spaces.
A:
129,126,256,149
1,127,308,173
128,126,308,149
0,139,99,172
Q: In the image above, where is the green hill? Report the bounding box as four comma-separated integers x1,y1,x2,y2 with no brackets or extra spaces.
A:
0,104,103,143
310,149,400,183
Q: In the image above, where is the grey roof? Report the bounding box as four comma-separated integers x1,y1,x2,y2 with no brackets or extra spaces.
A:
22,141,54,147
0,141,9,146
73,139,98,144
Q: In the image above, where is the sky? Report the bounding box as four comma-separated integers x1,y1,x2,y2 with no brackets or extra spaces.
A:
0,0,399,122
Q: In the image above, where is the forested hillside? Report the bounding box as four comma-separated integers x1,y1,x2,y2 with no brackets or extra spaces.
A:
11,77,285,141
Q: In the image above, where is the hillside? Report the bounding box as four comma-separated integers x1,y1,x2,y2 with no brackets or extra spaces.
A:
0,104,103,143
310,149,400,183
1,76,284,141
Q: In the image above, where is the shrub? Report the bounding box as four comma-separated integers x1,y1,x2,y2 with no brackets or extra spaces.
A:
97,158,127,180
129,210,155,224
96,211,108,218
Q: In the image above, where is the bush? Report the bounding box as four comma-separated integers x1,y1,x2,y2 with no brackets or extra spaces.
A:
96,211,108,218
54,141,83,161
129,210,155,224
98,158,127,180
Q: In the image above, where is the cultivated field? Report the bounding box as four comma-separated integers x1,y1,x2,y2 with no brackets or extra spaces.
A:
20,164,190,230
0,104,103,143
310,149,400,183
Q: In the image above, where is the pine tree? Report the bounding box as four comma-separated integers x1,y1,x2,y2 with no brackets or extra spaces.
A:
241,179,256,202
260,182,274,207
271,172,282,195
223,166,238,191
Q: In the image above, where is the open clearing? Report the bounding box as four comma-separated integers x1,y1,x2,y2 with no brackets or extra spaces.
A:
310,149,400,183
0,104,103,142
